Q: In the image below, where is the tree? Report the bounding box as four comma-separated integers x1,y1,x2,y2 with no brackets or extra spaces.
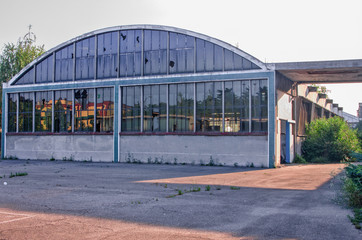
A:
302,116,361,162
0,25,45,126
355,121,362,149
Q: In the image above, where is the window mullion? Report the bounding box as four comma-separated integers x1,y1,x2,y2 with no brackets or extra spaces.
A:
72,90,75,133
193,82,196,133
94,88,97,132
52,91,55,132
166,84,169,132
16,93,19,133
140,86,144,132
249,80,252,133
222,81,225,133
32,92,35,133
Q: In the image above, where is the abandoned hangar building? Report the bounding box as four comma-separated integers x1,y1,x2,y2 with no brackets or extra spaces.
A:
2,25,362,167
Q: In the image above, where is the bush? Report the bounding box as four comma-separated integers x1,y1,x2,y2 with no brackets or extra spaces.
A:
344,164,362,228
302,117,360,163
293,154,307,163
310,156,329,163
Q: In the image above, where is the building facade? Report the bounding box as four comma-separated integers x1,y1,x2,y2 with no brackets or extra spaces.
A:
3,25,359,167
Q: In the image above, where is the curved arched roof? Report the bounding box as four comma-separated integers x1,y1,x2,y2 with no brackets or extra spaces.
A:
9,25,267,86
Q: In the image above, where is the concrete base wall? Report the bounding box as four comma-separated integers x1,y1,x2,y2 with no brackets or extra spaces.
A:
119,135,268,167
6,135,113,162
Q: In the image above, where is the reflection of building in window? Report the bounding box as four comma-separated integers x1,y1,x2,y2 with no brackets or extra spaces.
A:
54,90,72,132
96,88,114,132
35,91,52,132
122,86,141,132
74,89,94,132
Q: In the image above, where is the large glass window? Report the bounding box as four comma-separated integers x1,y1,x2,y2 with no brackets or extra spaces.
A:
121,86,141,132
96,88,114,132
143,85,167,132
169,83,194,132
18,93,33,132
8,93,17,132
119,30,142,77
251,80,268,132
169,33,194,74
74,89,94,132
35,91,52,132
143,30,167,75
196,82,222,132
224,81,250,132
15,68,34,85
97,32,118,79
54,90,72,132
36,55,53,83
55,45,73,82
75,37,95,80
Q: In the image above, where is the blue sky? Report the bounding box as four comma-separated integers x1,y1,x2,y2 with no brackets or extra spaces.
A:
1,0,361,115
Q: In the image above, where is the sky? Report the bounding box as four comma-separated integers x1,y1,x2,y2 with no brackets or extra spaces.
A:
1,0,361,115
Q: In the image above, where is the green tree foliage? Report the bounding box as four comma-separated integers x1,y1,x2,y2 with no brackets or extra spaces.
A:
302,116,360,162
0,26,45,125
355,121,362,149
0,26,45,84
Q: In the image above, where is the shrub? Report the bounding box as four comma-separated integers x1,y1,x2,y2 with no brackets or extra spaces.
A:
293,154,307,163
302,117,360,163
310,156,329,164
343,164,362,228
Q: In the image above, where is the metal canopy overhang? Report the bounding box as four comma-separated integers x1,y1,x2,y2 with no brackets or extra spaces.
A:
273,59,362,84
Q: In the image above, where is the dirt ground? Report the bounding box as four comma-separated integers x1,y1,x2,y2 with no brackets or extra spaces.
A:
0,161,359,240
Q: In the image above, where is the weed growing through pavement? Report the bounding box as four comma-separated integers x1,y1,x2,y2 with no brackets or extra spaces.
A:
230,186,241,190
205,185,211,191
9,172,28,178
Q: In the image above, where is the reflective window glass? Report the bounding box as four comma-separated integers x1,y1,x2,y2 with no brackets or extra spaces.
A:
74,88,94,132
120,30,142,77
214,46,223,71
14,68,34,85
144,30,167,75
143,85,167,132
35,91,52,132
36,55,53,83
196,39,205,72
224,50,234,71
96,87,114,132
169,83,194,132
55,45,73,82
19,93,33,132
75,37,95,80
54,90,72,132
251,79,268,132
97,32,118,79
196,82,222,132
224,81,250,132
121,86,141,132
8,93,17,132
169,33,194,74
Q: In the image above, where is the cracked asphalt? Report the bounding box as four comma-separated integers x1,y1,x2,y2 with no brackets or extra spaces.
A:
0,160,360,239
